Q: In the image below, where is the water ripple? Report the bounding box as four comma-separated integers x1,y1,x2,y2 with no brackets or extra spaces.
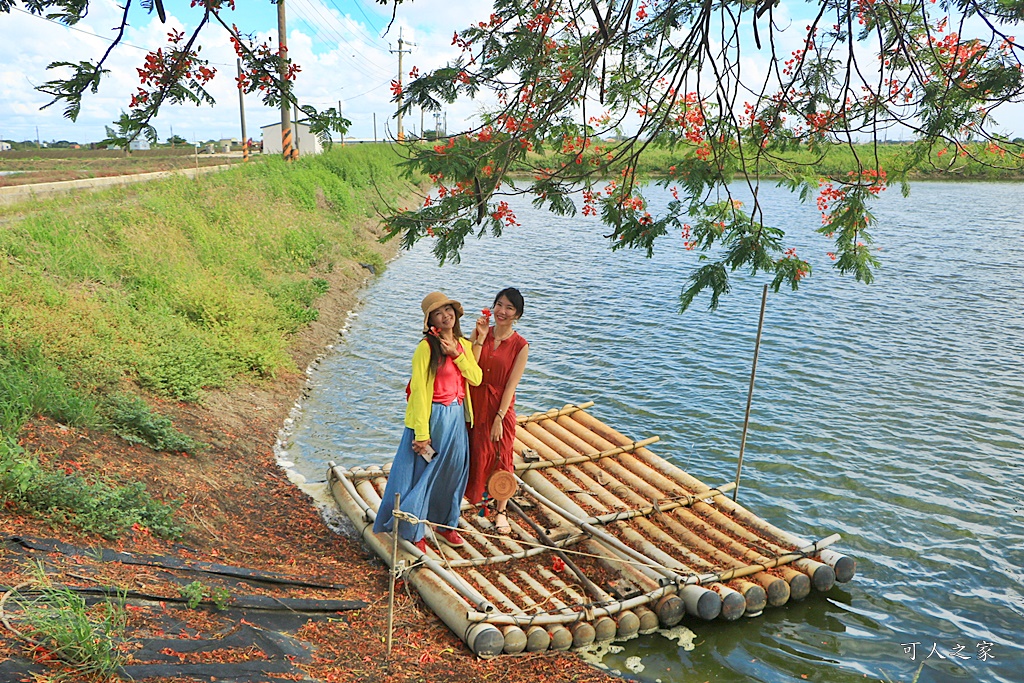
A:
288,182,1024,682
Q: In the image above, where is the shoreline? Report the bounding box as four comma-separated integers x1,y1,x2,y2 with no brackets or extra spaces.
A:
0,221,616,682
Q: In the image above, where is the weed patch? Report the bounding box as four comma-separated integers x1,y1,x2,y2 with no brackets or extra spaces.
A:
104,393,203,454
0,436,185,539
7,562,128,681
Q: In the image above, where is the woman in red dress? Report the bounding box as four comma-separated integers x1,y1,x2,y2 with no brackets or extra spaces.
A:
467,288,529,534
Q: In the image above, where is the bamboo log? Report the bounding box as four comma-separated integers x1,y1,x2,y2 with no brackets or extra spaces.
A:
669,506,790,607
494,575,551,652
633,604,660,634
327,465,503,656
464,568,529,654
571,412,847,588
614,610,641,639
514,570,576,650
571,411,854,584
630,516,746,620
517,402,595,425
534,567,597,648
352,476,498,614
656,594,686,627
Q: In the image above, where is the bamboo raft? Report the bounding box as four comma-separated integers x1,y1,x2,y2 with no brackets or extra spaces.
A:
327,403,855,656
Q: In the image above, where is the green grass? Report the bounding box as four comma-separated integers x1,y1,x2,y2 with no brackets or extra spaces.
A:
9,561,128,681
0,144,413,431
0,143,415,538
0,436,185,539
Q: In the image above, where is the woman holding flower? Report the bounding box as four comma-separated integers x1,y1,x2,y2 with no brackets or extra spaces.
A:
373,292,482,552
467,287,529,535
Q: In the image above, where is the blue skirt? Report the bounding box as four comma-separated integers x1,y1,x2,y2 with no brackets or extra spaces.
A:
373,401,470,542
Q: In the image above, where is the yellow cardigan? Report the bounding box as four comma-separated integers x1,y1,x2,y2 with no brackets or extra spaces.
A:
405,338,482,441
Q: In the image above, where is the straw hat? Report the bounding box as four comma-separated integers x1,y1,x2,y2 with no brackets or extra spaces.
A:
421,291,464,330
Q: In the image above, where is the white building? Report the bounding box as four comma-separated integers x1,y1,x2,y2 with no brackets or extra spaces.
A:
0,141,11,152
260,121,322,156
128,138,150,151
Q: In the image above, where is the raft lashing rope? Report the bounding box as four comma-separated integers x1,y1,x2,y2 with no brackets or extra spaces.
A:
327,403,856,656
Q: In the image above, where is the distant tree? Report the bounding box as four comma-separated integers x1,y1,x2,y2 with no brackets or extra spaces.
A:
6,0,1024,309
166,134,189,146
384,0,1024,310
1,1,350,149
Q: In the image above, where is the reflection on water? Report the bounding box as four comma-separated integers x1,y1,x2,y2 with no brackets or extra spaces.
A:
286,182,1024,683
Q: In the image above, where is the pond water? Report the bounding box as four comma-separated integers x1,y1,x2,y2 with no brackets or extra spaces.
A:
282,181,1023,683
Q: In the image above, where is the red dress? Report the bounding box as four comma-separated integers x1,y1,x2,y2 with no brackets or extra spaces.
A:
466,330,528,504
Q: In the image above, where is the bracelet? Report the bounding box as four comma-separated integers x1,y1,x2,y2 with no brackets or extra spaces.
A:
472,341,483,347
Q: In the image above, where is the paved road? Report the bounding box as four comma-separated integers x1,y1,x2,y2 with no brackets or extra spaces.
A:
0,162,235,206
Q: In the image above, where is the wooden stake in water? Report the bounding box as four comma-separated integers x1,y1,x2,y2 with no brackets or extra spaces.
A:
733,284,769,502
386,493,400,660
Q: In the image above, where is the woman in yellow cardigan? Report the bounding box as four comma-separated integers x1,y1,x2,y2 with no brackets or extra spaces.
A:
373,292,482,553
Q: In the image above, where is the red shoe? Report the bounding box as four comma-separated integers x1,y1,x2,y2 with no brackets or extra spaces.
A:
438,529,465,547
413,538,428,553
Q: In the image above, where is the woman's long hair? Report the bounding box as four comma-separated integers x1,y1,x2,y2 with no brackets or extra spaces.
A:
424,319,465,375
494,287,525,318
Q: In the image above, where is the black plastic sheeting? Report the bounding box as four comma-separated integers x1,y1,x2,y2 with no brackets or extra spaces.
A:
5,535,343,589
3,584,367,613
118,623,318,682
2,535,367,681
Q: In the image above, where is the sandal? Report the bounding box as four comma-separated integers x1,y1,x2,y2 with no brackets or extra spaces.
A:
494,512,511,536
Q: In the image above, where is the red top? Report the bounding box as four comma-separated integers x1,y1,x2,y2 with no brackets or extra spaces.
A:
431,352,466,405
466,331,528,504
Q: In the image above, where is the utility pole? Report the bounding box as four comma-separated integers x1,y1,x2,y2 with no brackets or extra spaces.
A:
373,113,377,142
339,100,345,146
390,28,413,141
420,107,424,140
277,0,293,160
237,58,248,161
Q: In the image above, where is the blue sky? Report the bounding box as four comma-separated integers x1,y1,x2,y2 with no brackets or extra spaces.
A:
1,0,493,144
2,1,1023,146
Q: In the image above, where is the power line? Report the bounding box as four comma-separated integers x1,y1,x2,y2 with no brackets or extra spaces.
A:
323,0,390,50
289,0,393,78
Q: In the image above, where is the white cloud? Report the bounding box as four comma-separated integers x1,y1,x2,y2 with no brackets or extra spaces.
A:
0,0,496,145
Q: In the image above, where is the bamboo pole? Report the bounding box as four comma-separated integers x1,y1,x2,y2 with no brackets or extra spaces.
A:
494,574,552,652
517,402,595,425
512,436,661,473
327,465,504,656
570,411,852,585
350,476,498,614
385,493,400,660
734,283,769,501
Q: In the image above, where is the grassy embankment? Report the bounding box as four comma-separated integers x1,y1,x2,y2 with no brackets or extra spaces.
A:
626,140,1024,179
0,144,417,539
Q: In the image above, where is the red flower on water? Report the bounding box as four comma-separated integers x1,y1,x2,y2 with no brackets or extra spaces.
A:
481,308,492,317
552,557,566,572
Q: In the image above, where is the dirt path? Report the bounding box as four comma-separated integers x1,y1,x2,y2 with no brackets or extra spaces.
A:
0,242,616,682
